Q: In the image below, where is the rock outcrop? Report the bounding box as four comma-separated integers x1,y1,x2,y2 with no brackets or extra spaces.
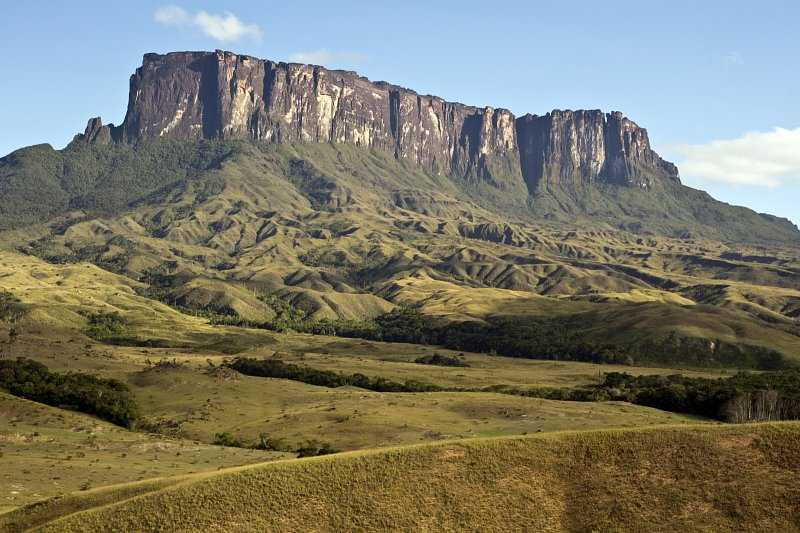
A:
74,117,112,145
84,50,679,193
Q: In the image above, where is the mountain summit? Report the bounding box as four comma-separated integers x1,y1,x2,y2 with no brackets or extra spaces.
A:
77,50,678,194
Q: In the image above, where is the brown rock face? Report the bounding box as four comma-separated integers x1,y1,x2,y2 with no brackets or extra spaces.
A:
89,50,679,193
516,110,679,190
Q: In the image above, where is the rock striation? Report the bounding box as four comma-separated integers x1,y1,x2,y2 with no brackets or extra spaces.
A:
517,111,679,190
77,50,679,193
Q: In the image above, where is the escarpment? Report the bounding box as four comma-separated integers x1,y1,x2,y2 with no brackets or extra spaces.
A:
76,50,678,194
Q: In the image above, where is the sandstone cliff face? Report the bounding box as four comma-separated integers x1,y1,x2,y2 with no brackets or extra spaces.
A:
79,50,679,193
516,110,679,190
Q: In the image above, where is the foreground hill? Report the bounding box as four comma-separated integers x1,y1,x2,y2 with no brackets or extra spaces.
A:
3,423,799,532
0,392,283,513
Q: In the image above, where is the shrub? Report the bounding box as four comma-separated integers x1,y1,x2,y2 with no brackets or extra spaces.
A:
0,292,26,323
83,311,129,340
295,439,338,458
414,354,470,367
213,432,246,448
255,433,291,452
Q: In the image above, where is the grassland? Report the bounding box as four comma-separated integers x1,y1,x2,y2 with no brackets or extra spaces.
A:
3,422,798,532
248,334,730,389
0,392,285,513
0,344,705,517
0,240,791,524
3,327,709,450
0,316,720,512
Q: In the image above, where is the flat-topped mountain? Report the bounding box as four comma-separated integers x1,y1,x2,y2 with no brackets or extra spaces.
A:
0,50,797,249
77,50,678,193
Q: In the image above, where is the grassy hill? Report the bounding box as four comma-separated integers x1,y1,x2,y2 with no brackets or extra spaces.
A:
0,138,798,530
3,423,799,532
0,392,285,513
2,318,711,452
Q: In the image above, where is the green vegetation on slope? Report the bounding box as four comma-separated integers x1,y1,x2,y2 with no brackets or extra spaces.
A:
226,357,442,393
241,305,792,370
431,314,789,369
2,138,798,244
0,358,138,427
2,140,798,370
4,423,799,532
414,353,470,367
0,291,27,323
597,370,800,423
82,311,129,341
0,140,239,230
531,179,800,245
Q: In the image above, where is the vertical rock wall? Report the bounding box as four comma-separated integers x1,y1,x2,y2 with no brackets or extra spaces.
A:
77,50,679,192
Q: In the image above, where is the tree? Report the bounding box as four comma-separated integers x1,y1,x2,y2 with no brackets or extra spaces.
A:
0,292,26,355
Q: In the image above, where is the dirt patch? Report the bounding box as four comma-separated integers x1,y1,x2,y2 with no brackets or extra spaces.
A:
717,434,756,450
0,433,55,444
436,447,466,461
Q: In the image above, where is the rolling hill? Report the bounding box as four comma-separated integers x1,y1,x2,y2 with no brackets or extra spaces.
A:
1,139,797,368
3,423,799,532
0,51,796,370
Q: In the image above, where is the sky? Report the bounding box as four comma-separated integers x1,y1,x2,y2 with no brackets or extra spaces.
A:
1,1,798,225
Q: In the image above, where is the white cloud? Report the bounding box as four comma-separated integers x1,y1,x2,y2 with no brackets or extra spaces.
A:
154,5,189,26
194,11,262,42
154,5,262,43
722,51,744,66
289,49,367,66
672,127,800,188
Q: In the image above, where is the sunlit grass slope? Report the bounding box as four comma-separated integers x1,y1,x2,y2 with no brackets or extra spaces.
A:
0,392,285,513
4,423,799,532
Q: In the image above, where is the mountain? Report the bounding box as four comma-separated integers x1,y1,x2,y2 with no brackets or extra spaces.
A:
4,49,797,245
0,50,798,369
78,51,674,191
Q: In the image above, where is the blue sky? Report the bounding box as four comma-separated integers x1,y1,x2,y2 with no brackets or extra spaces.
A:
1,1,798,225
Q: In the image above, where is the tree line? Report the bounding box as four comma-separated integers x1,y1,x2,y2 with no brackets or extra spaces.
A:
592,371,800,423
225,357,442,393
227,355,800,424
243,306,787,370
0,357,139,427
